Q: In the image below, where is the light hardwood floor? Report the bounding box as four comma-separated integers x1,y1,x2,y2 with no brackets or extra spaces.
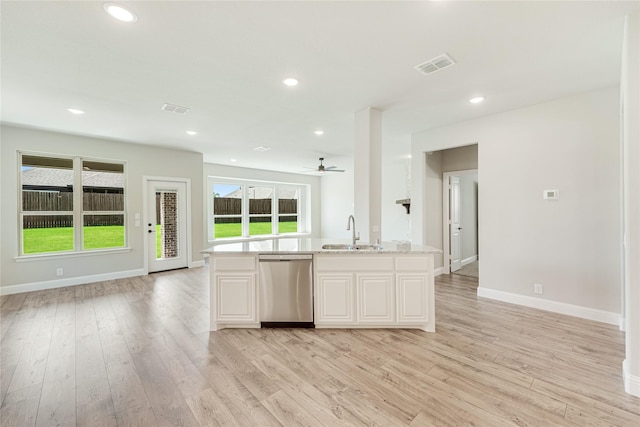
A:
1,267,638,426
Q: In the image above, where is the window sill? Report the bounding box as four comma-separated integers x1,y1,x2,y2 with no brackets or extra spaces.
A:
14,247,132,262
208,233,311,246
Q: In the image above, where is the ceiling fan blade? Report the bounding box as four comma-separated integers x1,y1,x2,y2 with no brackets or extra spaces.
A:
325,169,345,172
324,166,338,170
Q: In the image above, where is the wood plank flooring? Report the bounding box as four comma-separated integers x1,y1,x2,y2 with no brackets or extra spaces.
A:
1,268,638,426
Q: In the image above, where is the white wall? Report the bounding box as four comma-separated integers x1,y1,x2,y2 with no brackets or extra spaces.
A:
622,10,640,397
1,125,204,293
319,156,354,240
459,173,479,261
381,134,412,241
319,134,413,243
412,87,621,316
203,163,321,242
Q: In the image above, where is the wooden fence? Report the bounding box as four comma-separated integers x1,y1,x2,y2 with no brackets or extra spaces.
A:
22,194,297,228
22,191,124,228
213,198,297,224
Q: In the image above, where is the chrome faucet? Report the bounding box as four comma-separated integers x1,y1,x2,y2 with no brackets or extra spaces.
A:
347,215,360,246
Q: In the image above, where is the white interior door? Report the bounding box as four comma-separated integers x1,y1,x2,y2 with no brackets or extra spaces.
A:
449,176,462,272
147,179,188,273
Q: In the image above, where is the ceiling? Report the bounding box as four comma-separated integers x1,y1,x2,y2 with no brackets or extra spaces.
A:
1,1,638,174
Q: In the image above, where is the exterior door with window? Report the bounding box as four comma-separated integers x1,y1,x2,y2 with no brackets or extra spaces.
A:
147,179,188,272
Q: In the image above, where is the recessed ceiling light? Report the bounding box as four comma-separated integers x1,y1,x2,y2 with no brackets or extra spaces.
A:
186,130,197,136
282,78,299,87
230,158,238,162
67,108,85,115
253,145,272,152
103,3,138,23
469,96,485,104
314,130,324,136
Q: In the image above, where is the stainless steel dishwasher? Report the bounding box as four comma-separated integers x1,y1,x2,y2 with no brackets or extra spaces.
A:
258,254,314,328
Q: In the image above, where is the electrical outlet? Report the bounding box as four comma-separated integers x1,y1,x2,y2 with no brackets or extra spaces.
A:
534,283,543,294
56,268,63,276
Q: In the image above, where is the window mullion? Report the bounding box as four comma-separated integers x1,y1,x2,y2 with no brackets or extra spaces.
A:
296,187,309,232
272,186,278,235
242,185,249,237
73,157,83,251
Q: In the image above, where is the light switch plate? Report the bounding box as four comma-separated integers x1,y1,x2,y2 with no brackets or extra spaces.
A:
543,189,559,200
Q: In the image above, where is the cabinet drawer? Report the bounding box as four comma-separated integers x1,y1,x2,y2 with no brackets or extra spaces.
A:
315,256,393,271
395,256,430,271
213,255,256,271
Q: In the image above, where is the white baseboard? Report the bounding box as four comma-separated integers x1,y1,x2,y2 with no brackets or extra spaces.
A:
190,260,205,268
619,316,626,332
477,287,620,325
624,359,640,397
434,267,444,276
461,255,478,266
0,269,146,296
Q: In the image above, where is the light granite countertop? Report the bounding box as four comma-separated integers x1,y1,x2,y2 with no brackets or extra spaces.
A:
203,238,441,255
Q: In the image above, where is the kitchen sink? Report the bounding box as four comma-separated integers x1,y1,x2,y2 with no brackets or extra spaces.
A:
321,244,355,250
354,244,384,251
321,243,383,251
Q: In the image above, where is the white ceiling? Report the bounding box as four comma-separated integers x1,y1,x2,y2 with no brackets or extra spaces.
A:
1,1,638,173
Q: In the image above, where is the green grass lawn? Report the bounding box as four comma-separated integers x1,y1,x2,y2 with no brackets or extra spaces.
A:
214,221,297,238
23,222,299,254
22,225,125,254
23,226,74,253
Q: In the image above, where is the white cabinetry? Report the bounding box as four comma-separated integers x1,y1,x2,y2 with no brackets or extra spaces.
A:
315,274,354,323
357,274,394,323
210,254,258,331
396,273,429,323
314,254,434,331
208,251,436,332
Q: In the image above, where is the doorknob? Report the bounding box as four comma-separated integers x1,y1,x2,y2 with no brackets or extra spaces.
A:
458,227,462,230
148,229,155,233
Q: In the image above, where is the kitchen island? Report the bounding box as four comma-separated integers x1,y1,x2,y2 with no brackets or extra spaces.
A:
204,238,441,332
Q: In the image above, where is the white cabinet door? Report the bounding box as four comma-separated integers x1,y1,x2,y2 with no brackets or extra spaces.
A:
396,273,428,323
315,274,354,324
215,273,256,323
356,274,394,323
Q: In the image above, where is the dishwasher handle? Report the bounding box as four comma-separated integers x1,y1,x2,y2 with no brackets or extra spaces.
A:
259,254,313,261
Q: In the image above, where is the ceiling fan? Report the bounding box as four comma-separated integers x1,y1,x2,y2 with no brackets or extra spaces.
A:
305,157,344,173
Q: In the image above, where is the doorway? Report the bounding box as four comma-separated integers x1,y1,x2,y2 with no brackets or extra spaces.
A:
443,170,478,276
146,178,189,273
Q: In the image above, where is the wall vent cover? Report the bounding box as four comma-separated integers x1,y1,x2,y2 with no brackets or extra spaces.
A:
161,103,190,114
414,53,456,76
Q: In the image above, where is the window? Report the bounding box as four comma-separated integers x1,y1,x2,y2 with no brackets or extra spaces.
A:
212,183,243,239
278,187,299,234
248,186,272,236
209,178,307,241
20,153,126,255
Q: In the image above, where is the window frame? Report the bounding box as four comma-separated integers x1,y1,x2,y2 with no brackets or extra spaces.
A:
18,151,128,256
208,177,308,242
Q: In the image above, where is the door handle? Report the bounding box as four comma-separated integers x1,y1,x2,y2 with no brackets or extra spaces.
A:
148,229,155,233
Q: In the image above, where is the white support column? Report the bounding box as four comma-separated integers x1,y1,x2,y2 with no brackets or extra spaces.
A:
354,107,382,243
622,10,640,397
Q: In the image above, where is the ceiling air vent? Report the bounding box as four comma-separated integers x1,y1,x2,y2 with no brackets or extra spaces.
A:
161,103,190,114
414,53,456,76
